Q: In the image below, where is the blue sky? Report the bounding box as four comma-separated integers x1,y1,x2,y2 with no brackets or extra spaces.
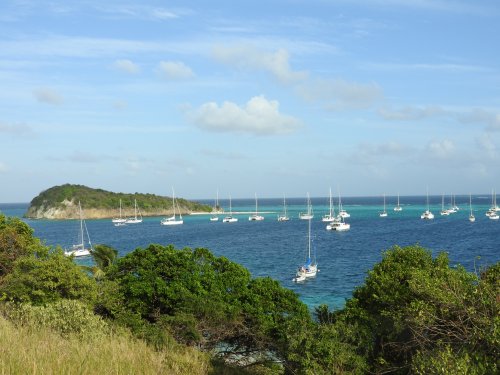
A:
1,0,499,202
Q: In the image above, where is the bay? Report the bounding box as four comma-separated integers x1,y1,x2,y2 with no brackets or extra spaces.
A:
1,195,498,311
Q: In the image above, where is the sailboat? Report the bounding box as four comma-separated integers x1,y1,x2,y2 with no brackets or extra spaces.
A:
322,188,336,222
64,201,92,257
293,217,318,282
379,194,388,217
161,189,183,226
210,190,220,222
222,196,238,223
326,195,350,231
486,189,500,218
277,195,290,222
249,193,264,221
338,189,350,218
299,193,314,220
469,193,475,222
421,189,434,220
125,199,142,224
394,192,403,211
112,199,127,225
440,194,450,216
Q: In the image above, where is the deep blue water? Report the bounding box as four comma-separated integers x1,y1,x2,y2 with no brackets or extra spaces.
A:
1,195,498,311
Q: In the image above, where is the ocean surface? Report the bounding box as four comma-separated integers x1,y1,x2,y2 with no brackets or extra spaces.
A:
1,195,498,311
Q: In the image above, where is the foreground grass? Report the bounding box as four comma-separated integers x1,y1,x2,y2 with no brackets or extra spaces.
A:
0,316,211,375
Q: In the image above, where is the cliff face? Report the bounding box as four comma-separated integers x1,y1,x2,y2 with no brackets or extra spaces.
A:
24,184,211,219
25,202,189,219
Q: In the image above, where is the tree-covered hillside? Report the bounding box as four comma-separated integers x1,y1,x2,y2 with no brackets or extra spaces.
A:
25,184,211,218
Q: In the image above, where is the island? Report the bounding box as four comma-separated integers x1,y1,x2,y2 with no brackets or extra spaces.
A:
24,184,212,219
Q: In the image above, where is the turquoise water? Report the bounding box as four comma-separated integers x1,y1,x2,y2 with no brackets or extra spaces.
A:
1,195,498,311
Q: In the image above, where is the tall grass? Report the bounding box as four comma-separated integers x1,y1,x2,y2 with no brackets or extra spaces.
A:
0,316,211,375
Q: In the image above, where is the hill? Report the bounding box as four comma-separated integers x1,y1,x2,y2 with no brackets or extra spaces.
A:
24,184,212,219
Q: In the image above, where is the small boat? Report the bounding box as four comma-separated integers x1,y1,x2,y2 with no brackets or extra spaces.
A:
277,195,290,222
338,189,350,218
249,193,264,221
112,199,127,224
440,194,450,216
394,192,403,211
125,199,142,224
64,201,92,257
223,196,238,223
379,194,388,217
293,217,318,282
486,189,500,216
322,188,336,222
299,193,314,220
210,190,220,222
326,216,350,231
421,189,434,220
161,189,183,226
468,193,475,222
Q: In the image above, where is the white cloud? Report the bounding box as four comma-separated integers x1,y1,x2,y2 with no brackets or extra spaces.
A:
0,121,35,138
0,161,8,173
33,87,63,105
212,45,308,84
158,61,194,79
379,105,500,131
296,78,383,109
378,106,445,121
426,139,455,159
475,134,498,160
190,95,302,136
113,59,140,74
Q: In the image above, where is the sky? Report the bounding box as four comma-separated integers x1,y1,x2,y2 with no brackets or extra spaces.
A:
1,0,500,202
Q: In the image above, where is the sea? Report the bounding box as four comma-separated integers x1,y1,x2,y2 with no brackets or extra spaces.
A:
1,195,498,311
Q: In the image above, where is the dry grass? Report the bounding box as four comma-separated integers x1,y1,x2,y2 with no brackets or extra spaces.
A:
0,316,211,375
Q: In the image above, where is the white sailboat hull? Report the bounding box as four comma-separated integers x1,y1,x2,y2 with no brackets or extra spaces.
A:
64,246,90,257
326,222,350,231
249,215,264,221
421,211,434,220
223,217,238,223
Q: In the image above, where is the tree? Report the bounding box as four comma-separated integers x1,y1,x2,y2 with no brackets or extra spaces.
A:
0,248,97,305
0,214,47,278
103,244,312,372
332,245,499,374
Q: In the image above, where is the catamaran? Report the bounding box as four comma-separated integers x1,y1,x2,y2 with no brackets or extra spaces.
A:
249,193,264,221
161,189,183,226
125,199,142,224
223,196,238,223
277,195,290,222
64,201,92,257
326,194,350,231
322,188,336,222
379,194,388,217
299,193,314,220
293,217,318,282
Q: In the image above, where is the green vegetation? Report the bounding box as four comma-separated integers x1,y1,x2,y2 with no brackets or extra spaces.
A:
0,213,498,374
25,183,212,217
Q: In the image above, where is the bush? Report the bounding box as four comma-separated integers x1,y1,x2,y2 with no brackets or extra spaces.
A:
1,299,108,340
0,249,97,305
